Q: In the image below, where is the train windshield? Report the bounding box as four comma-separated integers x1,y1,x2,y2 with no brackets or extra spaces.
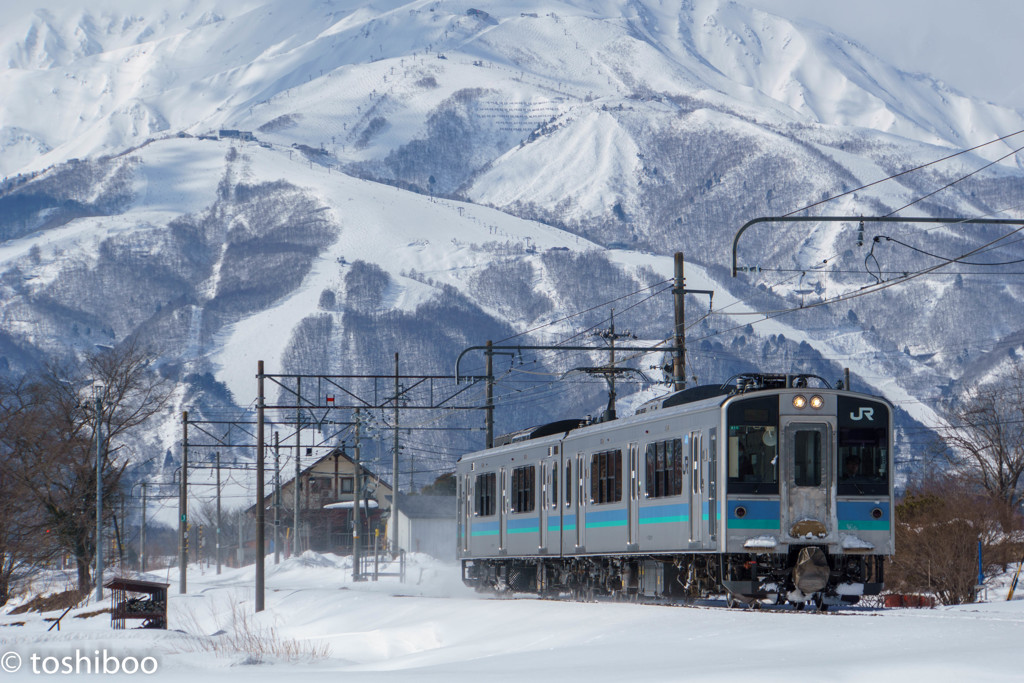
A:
727,396,779,494
837,397,890,496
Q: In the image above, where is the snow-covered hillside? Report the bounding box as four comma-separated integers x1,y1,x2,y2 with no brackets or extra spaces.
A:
3,0,1024,490
2,0,1020,178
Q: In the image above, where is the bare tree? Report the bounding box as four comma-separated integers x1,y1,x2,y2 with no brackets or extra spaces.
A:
4,340,172,593
940,360,1024,515
0,376,55,605
888,476,1010,605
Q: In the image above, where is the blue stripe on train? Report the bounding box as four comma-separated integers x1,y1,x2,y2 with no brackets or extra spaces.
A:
585,507,627,529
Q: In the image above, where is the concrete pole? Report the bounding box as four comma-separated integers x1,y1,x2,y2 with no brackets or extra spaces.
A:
256,361,265,613
392,353,400,555
179,411,188,594
95,392,103,601
140,483,147,573
353,409,363,582
237,509,244,567
609,310,617,419
274,431,281,565
485,340,494,449
294,377,301,556
215,451,222,575
673,252,686,392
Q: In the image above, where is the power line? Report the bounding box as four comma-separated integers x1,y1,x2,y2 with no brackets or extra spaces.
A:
787,128,1024,219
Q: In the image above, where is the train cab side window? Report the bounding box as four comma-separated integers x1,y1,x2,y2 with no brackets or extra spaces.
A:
590,449,623,504
726,396,780,494
474,472,496,516
644,439,683,498
511,465,536,513
837,397,890,496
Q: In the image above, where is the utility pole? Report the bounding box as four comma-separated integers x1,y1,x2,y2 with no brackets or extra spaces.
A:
179,410,188,595
353,409,363,582
215,451,222,575
95,389,104,601
485,340,494,448
593,310,636,421
294,378,302,556
119,496,125,570
273,432,281,565
140,483,147,573
237,509,244,567
392,353,400,555
671,252,713,391
673,252,686,392
256,360,265,613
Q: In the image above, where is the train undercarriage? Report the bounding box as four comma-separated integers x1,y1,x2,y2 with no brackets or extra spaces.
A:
462,548,885,610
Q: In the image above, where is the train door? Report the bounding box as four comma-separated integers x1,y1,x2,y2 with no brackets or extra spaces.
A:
499,467,507,551
550,457,560,554
563,458,572,555
575,452,586,550
688,431,702,544
461,474,471,554
539,458,548,552
783,422,832,539
707,429,718,543
627,442,639,549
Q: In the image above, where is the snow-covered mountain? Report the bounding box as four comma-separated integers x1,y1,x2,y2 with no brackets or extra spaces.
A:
3,0,1024,488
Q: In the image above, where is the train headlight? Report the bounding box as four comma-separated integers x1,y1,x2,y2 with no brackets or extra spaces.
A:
792,395,807,409
810,395,824,410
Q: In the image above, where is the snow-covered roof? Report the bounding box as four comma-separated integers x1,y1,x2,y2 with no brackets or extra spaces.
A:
396,493,455,519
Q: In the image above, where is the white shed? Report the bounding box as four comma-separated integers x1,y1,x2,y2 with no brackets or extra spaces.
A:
389,494,456,561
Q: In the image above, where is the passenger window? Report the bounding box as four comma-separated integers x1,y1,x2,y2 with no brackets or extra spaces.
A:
644,439,683,497
474,472,496,516
590,450,623,504
511,465,536,513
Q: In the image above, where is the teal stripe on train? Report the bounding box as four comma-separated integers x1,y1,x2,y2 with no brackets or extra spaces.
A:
507,517,539,535
470,520,500,537
585,508,627,529
727,500,779,530
639,503,688,525
838,501,890,531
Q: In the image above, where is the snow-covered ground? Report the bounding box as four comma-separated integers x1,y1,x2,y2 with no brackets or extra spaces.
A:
1,553,1021,681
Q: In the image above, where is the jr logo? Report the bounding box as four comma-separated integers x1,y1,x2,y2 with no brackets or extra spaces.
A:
850,407,874,421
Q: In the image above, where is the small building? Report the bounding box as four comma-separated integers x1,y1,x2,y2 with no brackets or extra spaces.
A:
218,129,256,141
389,493,456,561
248,446,393,557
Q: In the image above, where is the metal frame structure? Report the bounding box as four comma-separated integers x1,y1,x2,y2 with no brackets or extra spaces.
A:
731,215,1024,277
174,253,701,612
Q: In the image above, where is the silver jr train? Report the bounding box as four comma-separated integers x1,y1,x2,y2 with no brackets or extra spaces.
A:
456,373,894,609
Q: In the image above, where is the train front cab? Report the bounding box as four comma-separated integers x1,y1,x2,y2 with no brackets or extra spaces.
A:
722,390,893,606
